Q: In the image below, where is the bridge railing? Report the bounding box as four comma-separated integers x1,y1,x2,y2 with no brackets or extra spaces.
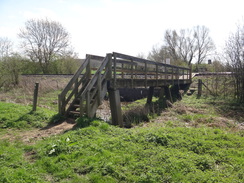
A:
111,52,191,87
58,54,104,115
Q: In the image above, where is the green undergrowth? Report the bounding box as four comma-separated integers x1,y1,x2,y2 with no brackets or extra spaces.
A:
1,96,244,182
122,97,160,127
0,120,243,182
0,102,56,129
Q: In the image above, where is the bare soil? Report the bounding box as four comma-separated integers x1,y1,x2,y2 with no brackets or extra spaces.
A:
1,119,76,144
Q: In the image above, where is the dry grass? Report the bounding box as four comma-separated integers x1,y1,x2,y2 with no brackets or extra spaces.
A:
0,75,70,107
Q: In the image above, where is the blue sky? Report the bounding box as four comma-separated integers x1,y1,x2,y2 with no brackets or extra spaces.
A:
1,0,244,59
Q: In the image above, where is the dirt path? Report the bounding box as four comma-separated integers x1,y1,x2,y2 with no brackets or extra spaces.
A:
1,120,76,144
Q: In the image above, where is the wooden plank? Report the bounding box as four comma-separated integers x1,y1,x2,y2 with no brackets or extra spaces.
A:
80,96,84,117
97,71,102,105
108,89,123,127
131,59,134,88
74,78,78,97
88,54,105,61
146,86,154,104
145,62,147,88
86,91,91,117
156,65,158,86
86,59,91,79
113,56,117,88
32,83,39,111
121,63,124,79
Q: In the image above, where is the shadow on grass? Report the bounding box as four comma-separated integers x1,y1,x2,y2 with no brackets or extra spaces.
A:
208,100,244,122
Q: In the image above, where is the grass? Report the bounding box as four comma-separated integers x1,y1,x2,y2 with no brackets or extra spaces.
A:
0,95,244,182
0,120,243,182
0,102,56,129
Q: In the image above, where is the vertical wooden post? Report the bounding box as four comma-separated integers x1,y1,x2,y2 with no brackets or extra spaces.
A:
32,82,39,111
189,65,192,82
183,69,185,80
108,89,123,127
131,59,134,88
156,64,158,86
74,78,78,97
86,91,91,117
146,86,154,105
197,79,202,99
158,87,167,109
165,66,168,80
97,71,102,105
80,96,84,117
86,56,91,79
145,62,147,88
106,53,112,80
122,63,124,79
113,56,117,88
171,67,174,85
164,86,173,103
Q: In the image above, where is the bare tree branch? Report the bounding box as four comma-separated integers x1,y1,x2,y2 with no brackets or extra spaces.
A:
0,37,13,59
194,25,215,64
18,18,73,73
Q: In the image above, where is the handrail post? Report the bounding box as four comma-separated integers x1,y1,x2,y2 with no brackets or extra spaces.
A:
131,58,134,88
183,69,185,80
80,96,84,117
113,56,117,89
86,55,91,79
107,53,112,80
86,91,91,117
74,78,78,97
121,63,124,79
156,64,158,86
189,64,192,82
145,62,147,88
97,71,102,105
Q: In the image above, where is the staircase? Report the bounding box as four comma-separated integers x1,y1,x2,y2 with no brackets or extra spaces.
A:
58,54,112,118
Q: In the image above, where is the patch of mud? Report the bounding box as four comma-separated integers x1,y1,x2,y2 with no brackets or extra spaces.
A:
96,100,111,122
1,120,75,144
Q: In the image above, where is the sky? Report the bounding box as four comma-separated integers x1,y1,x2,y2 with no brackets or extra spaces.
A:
1,0,244,59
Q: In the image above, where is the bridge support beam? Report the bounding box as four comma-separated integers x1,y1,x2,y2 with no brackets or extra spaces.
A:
158,86,171,108
108,88,123,127
170,85,181,102
146,86,154,105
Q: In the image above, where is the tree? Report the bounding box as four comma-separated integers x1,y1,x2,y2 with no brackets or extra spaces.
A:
0,54,24,89
0,37,13,59
194,26,215,64
225,24,244,102
164,29,196,65
18,18,73,73
148,45,170,63
149,26,215,66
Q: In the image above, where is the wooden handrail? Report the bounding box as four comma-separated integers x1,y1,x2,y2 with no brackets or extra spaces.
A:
58,55,92,115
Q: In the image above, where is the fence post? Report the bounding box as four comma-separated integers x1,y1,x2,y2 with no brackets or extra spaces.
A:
32,82,39,111
197,79,202,99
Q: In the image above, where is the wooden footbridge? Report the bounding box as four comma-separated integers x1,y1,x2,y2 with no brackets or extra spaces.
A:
58,52,192,127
